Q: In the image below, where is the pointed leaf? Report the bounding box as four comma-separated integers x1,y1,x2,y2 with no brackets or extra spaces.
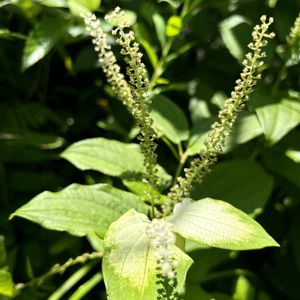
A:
151,95,189,144
256,99,300,145
170,199,279,250
11,184,147,238
103,210,193,300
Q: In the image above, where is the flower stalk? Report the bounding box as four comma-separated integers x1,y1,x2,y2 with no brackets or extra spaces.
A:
164,16,275,215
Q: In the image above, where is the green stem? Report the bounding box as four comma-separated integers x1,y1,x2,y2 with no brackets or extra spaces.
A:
149,40,173,91
162,136,179,160
271,64,286,97
172,151,189,187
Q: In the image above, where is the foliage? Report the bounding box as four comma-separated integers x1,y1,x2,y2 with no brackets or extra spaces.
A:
1,0,300,299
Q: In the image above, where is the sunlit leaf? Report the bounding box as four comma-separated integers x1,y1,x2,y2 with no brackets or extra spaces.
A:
166,15,182,37
61,137,171,188
68,0,101,16
0,270,14,297
170,198,279,250
22,15,68,71
103,210,193,300
11,184,148,238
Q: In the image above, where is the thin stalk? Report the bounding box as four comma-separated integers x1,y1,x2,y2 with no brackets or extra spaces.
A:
162,136,180,160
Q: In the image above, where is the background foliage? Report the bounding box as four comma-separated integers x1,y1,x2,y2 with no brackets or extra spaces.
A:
0,0,300,299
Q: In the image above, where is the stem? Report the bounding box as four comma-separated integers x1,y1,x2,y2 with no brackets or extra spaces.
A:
162,136,179,160
149,40,173,91
172,151,189,187
271,64,286,97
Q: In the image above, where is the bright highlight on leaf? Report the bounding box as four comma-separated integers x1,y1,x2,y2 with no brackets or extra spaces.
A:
103,210,193,300
170,198,279,250
11,184,147,237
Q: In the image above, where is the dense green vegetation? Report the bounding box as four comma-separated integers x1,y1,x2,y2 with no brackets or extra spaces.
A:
1,0,300,299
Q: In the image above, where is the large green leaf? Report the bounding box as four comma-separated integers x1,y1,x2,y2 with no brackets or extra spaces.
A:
151,95,189,144
103,210,193,300
11,184,147,238
219,15,251,61
170,199,279,250
22,15,68,71
61,138,171,187
0,270,14,297
61,138,144,177
256,99,300,145
191,160,274,213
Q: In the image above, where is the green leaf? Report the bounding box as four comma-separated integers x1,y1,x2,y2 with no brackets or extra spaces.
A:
69,273,103,300
0,29,26,40
153,13,166,48
219,15,251,61
286,149,300,163
68,0,101,16
256,99,300,145
224,113,264,152
191,160,274,213
233,276,255,300
262,151,300,188
37,0,68,7
61,137,171,188
170,198,279,250
186,118,213,156
103,210,193,300
0,270,14,297
11,184,148,238
61,138,145,177
22,15,68,71
150,95,189,144
166,15,182,38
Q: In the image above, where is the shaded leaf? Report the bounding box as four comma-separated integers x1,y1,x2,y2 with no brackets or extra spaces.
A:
170,198,279,250
225,113,263,152
103,210,193,300
0,237,6,267
11,184,148,238
192,160,274,213
256,99,300,145
151,95,189,144
153,13,166,48
219,15,251,61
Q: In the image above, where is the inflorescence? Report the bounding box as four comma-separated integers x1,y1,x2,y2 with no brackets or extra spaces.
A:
164,16,275,215
84,8,159,193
